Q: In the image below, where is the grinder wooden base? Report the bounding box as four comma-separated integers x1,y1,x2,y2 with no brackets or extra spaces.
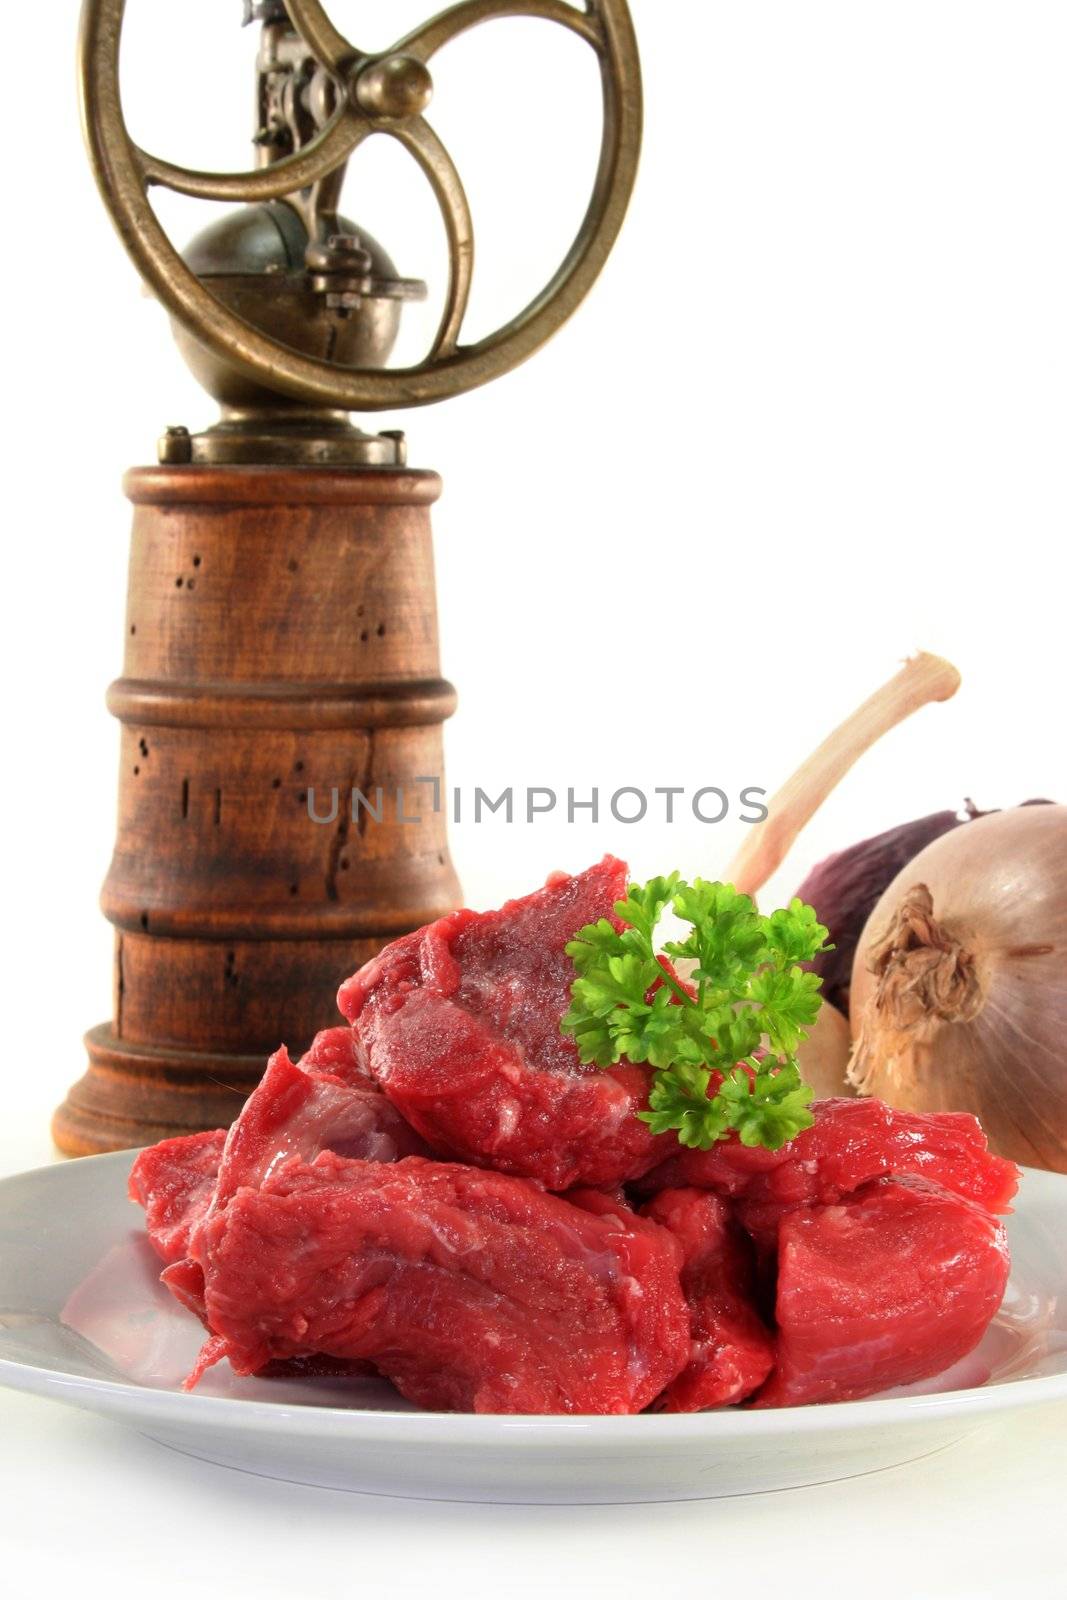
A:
54,463,460,1156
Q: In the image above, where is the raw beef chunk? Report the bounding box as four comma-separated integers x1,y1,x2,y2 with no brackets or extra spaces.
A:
337,857,665,1190
188,1152,690,1414
135,1041,431,1322
128,1129,227,1266
637,1098,1019,1224
211,1042,432,1208
752,1176,1010,1407
129,1031,417,1265
640,1189,775,1410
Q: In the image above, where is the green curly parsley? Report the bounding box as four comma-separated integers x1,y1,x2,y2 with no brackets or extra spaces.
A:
560,876,832,1152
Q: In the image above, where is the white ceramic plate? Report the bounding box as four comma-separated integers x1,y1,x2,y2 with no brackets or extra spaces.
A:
1,1152,1064,1504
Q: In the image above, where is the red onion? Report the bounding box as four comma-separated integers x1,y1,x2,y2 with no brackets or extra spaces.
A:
848,805,1067,1172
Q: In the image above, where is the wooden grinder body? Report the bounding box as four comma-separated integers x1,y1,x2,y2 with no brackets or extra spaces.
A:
53,463,460,1155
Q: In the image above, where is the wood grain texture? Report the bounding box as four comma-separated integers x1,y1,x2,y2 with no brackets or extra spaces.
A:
53,464,461,1156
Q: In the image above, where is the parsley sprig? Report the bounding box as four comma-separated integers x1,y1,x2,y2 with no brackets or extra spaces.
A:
560,876,832,1151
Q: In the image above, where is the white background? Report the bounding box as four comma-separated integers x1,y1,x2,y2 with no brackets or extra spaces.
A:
2,2,1066,1593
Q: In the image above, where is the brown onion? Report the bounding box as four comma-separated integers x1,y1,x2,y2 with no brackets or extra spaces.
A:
797,1000,854,1099
795,799,1053,1015
849,804,1067,1171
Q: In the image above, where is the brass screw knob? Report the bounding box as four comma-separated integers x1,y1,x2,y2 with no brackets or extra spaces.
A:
158,424,192,465
354,55,434,120
305,233,375,311
305,234,374,277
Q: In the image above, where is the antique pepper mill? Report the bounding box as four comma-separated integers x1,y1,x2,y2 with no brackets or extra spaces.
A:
55,0,641,1155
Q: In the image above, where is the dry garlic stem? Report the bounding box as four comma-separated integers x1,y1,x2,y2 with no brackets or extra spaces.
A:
726,652,962,900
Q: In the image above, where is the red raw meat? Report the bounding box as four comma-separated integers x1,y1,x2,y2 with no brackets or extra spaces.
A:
188,1152,690,1414
752,1176,1010,1407
640,1188,775,1410
211,1042,431,1208
637,1098,1019,1232
134,1040,430,1323
128,1129,227,1266
337,857,665,1190
567,1187,634,1220
299,1025,369,1079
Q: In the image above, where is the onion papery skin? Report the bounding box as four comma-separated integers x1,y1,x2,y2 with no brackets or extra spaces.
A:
848,805,1067,1172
